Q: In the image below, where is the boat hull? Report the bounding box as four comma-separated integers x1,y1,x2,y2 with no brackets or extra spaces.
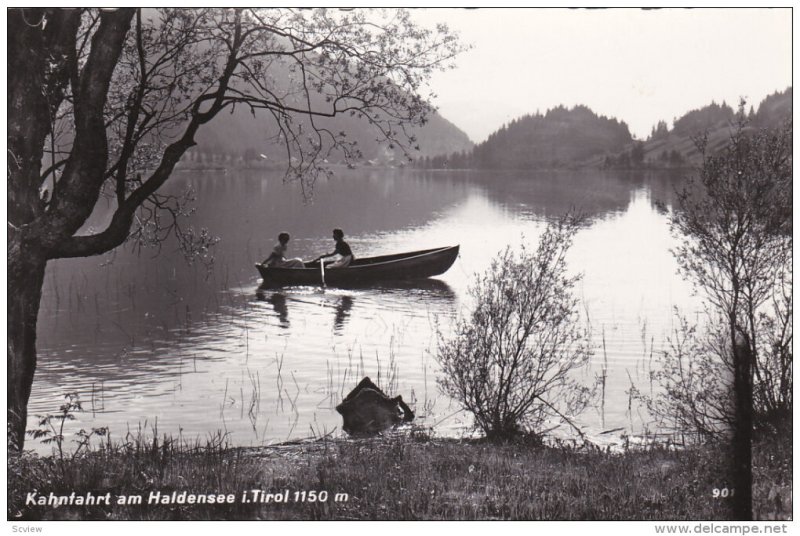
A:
255,245,459,287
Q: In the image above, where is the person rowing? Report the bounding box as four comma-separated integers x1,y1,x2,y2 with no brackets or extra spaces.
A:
261,232,305,268
313,228,355,269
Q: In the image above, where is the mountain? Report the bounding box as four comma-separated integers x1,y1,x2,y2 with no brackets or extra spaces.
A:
190,86,790,171
419,105,632,170
419,88,791,171
599,88,792,169
412,113,474,161
752,87,792,129
179,50,473,170
599,101,737,169
160,25,475,169
187,102,472,168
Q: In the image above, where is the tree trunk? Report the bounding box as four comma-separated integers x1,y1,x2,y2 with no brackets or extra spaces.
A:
732,328,753,520
7,9,133,452
7,243,47,451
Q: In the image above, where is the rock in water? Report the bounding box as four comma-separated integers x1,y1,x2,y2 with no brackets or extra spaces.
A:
335,377,414,434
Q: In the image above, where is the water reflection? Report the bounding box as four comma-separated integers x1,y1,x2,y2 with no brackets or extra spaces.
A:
333,296,354,333
254,278,455,335
363,278,455,296
255,288,358,333
412,168,682,223
255,290,290,328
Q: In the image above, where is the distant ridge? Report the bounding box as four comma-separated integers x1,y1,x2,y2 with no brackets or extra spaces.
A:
419,88,792,170
173,34,474,170
184,99,473,169
597,87,792,169
418,105,632,170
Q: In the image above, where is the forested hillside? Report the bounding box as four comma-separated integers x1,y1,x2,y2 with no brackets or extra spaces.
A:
182,93,472,169
599,88,792,169
419,105,632,169
419,88,791,171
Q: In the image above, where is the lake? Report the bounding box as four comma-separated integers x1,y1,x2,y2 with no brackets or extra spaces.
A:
29,167,702,452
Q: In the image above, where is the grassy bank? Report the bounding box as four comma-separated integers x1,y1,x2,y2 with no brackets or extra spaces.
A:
8,430,791,521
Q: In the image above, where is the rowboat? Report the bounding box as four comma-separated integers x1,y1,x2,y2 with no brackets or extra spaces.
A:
255,245,459,287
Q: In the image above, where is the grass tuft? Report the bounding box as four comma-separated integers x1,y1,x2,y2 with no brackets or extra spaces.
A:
8,427,790,520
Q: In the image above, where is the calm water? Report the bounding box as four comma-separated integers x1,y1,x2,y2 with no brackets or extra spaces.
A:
30,168,700,452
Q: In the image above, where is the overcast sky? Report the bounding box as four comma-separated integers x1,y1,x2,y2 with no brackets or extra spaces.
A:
410,8,792,143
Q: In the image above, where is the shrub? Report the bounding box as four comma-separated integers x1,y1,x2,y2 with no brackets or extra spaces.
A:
437,216,594,440
636,311,734,441
669,112,792,427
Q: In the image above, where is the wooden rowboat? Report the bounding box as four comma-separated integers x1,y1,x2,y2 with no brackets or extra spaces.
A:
255,245,459,287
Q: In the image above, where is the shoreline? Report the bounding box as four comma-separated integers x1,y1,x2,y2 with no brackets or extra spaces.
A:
170,161,694,174
8,427,791,521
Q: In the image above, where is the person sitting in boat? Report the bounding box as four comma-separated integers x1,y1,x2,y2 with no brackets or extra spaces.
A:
262,232,305,268
313,228,355,269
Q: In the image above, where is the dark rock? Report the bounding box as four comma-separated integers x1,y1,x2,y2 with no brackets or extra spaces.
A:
335,377,414,435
